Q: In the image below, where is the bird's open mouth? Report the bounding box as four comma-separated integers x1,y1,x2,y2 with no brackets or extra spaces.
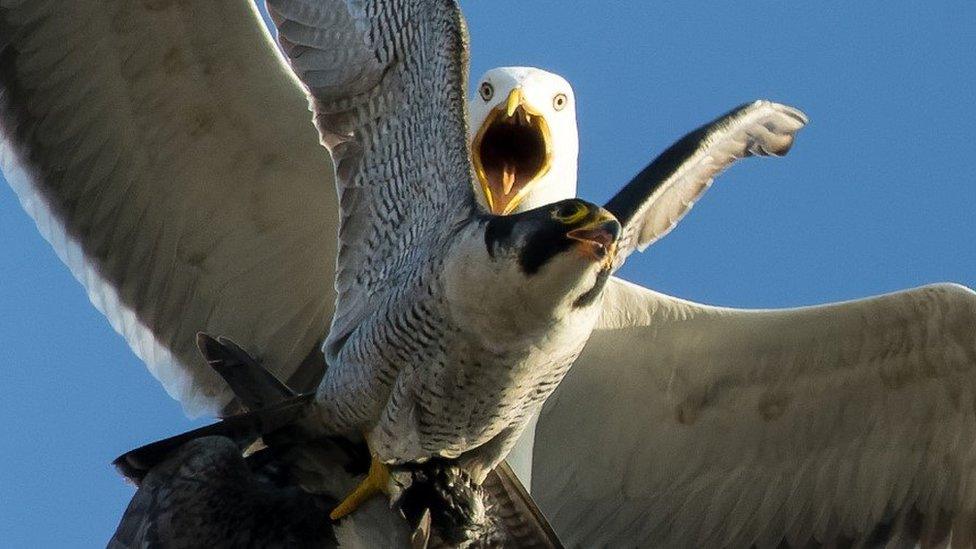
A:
472,90,552,215
567,213,620,266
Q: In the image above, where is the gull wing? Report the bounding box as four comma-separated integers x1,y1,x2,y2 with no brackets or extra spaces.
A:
533,276,976,547
267,0,477,358
0,0,337,416
604,101,808,270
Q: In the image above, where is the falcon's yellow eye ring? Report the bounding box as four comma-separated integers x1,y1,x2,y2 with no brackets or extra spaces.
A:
553,93,568,111
479,82,494,102
552,201,588,224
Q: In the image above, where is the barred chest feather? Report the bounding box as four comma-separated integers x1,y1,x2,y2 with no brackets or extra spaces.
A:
323,222,606,471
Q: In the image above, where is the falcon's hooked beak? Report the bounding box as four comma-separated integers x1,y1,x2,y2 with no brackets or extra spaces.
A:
567,209,620,267
472,87,553,215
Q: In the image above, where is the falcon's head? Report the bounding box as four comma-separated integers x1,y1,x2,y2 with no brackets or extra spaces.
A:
482,199,620,310
469,67,578,215
444,199,618,342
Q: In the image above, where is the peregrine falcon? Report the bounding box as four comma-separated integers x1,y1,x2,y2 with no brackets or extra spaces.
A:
262,0,795,524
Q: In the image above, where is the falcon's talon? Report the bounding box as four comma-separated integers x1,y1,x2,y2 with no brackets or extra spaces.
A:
329,456,391,520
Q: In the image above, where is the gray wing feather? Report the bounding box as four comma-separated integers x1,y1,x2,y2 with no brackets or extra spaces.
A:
534,276,976,547
269,0,477,359
604,101,807,270
0,0,337,415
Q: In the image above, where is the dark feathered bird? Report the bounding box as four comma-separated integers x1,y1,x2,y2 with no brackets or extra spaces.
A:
110,436,338,549
110,335,562,548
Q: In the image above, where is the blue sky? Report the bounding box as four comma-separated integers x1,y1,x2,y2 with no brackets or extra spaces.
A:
1,2,975,545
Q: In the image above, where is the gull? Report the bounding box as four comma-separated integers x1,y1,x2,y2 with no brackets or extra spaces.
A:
467,66,976,547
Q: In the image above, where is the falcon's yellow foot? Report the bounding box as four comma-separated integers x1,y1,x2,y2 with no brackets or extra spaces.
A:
329,456,391,520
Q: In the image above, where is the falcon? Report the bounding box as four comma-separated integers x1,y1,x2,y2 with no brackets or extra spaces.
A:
262,0,632,520
468,68,976,547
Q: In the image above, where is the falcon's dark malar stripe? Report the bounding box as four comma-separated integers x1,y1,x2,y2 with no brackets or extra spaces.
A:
572,267,611,309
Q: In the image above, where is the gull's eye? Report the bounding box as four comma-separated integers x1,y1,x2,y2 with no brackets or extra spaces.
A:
552,201,588,224
479,82,494,102
553,93,568,111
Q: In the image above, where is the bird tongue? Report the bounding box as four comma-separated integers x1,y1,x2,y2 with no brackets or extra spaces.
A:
502,163,517,195
569,227,615,249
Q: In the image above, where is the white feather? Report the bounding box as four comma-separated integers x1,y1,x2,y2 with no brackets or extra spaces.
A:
0,0,337,416
534,277,976,547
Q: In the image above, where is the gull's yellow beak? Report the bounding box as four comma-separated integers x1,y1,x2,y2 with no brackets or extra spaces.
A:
472,87,553,215
505,87,523,117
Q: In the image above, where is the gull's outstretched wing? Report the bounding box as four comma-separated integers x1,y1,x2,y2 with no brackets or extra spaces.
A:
604,101,808,270
267,0,476,357
534,276,976,547
0,1,337,416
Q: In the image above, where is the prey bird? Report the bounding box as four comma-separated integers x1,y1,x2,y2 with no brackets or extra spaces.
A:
110,335,559,547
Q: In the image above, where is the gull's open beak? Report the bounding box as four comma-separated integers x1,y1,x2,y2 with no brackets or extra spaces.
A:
506,87,523,117
567,209,620,266
472,87,553,215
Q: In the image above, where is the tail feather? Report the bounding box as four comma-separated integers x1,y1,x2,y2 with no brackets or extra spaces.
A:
196,333,297,412
484,462,564,548
114,394,315,484
117,334,316,484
